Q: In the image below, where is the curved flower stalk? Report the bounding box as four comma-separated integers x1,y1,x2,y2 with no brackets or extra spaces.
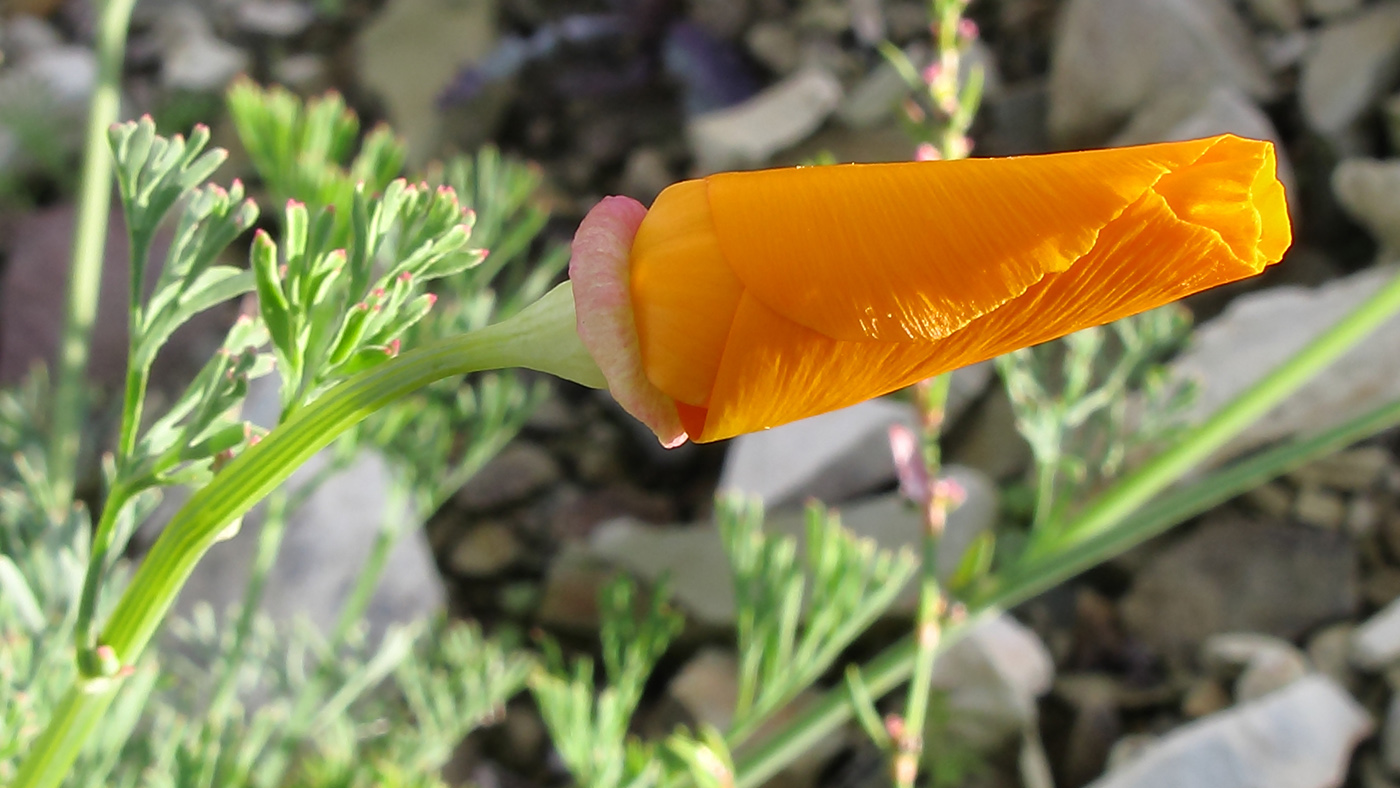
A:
572,133,1292,445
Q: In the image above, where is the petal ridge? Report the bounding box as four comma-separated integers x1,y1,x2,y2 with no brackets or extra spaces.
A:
701,138,1215,345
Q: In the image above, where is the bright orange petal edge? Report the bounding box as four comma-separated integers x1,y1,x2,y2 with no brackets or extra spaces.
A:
572,134,1292,446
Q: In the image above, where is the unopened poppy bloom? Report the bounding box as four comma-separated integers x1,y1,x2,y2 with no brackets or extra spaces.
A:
571,134,1291,446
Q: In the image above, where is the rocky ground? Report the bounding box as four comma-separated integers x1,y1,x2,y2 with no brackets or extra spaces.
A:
9,0,1400,786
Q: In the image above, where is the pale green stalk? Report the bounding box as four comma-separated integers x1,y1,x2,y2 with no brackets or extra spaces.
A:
47,0,138,512
12,283,599,788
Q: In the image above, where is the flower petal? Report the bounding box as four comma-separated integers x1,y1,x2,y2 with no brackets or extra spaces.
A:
703,136,1222,343
687,137,1289,442
630,179,744,408
571,196,689,447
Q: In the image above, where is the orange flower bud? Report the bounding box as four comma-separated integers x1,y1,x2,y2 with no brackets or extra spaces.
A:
572,134,1291,445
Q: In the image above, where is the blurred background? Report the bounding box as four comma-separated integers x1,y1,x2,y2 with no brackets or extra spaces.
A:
4,0,1400,786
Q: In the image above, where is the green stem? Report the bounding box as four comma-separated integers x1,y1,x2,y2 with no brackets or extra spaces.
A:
331,483,408,644
894,374,952,786
116,365,150,464
206,492,291,724
118,228,154,465
733,391,1400,788
1030,447,1061,532
734,267,1400,787
12,282,598,788
985,393,1400,606
73,482,135,656
47,0,138,513
1043,263,1400,555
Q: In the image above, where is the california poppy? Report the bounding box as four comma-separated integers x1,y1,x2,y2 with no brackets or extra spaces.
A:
571,133,1291,446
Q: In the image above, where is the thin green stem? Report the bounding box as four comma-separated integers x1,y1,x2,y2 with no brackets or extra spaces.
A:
894,374,952,786
734,391,1400,788
332,482,409,644
47,0,138,512
118,230,154,464
116,365,150,464
12,282,598,788
73,481,134,657
1040,263,1400,556
206,492,291,723
1030,448,1061,532
985,393,1400,606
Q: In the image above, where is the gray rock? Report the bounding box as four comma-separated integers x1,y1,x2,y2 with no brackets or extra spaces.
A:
11,43,95,106
1307,623,1359,690
234,0,315,36
1110,84,1296,215
1335,158,1400,256
948,386,1033,481
1258,29,1312,72
588,473,997,626
173,448,445,642
1305,0,1363,20
156,5,249,91
0,18,92,176
1384,693,1400,775
1057,674,1127,783
666,647,846,781
1245,0,1304,29
1169,266,1400,463
1244,482,1294,519
687,67,843,173
1087,675,1370,788
1120,516,1358,665
1202,632,1305,676
849,0,886,44
273,53,330,93
0,204,229,390
618,147,674,205
795,0,851,34
931,614,1055,752
983,78,1051,155
357,0,499,163
535,543,613,630
1289,446,1394,491
1235,648,1311,702
1300,2,1400,136
719,398,918,508
1048,0,1274,143
688,0,752,40
1293,486,1347,531
2,15,63,54
745,21,801,75
1182,679,1233,718
448,521,522,577
1353,596,1400,670
456,441,561,511
1364,755,1400,788
717,365,990,509
1113,85,1276,148
1201,633,1311,701
1349,497,1381,539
